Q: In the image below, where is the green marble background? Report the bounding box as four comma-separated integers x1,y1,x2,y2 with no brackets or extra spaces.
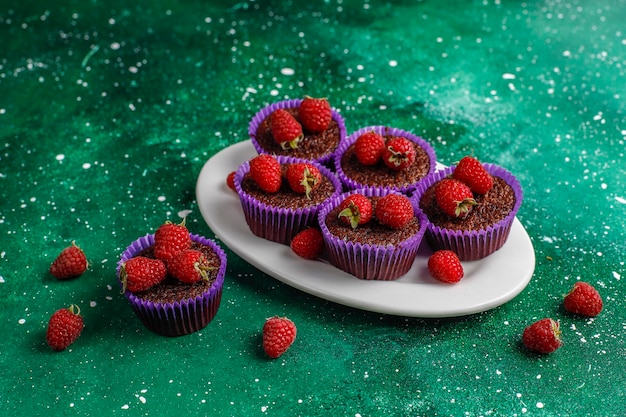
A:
1,0,625,415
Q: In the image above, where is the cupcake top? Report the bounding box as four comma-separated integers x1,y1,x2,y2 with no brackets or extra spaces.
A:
334,126,436,193
117,232,226,306
235,154,342,211
414,161,523,233
130,240,221,304
319,188,424,248
248,98,346,164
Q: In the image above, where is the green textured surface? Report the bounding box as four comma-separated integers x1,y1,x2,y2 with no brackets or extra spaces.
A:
1,0,625,416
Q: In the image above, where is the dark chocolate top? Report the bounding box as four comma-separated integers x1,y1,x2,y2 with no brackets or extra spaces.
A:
241,165,338,209
324,197,420,246
133,242,220,303
340,136,431,188
253,107,341,160
418,176,515,231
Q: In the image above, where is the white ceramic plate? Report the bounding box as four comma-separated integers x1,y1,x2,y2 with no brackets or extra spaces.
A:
195,141,535,317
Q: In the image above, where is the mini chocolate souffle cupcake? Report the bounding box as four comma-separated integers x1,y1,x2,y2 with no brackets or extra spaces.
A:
412,163,523,261
248,98,346,165
318,187,427,281
234,154,343,245
334,125,437,193
117,233,227,337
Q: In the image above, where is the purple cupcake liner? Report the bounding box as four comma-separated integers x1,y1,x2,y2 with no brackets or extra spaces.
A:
334,125,437,193
248,98,347,165
318,187,427,281
116,233,227,337
234,155,343,245
411,163,523,261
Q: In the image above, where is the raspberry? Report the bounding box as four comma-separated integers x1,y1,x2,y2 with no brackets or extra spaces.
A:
290,228,324,260
453,156,494,194
226,171,236,192
154,219,192,263
337,193,373,229
374,193,414,229
285,163,322,199
270,109,303,149
563,281,603,317
522,318,562,354
298,96,332,133
382,137,416,171
354,131,385,166
262,316,297,359
434,178,476,218
249,154,282,194
120,256,167,293
46,304,84,351
167,249,214,284
50,241,88,280
427,250,464,283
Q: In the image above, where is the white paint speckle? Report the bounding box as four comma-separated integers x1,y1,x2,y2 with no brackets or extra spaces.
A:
121,404,129,410
389,60,398,67
157,196,166,202
280,67,294,76
612,271,621,280
56,154,65,161
615,196,626,204
82,162,91,169
18,318,25,324
90,301,97,307
536,402,544,409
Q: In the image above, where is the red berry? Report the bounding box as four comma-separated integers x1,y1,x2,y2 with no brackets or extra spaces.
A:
338,193,373,229
382,137,416,171
453,156,494,194
427,250,464,283
154,219,192,263
290,228,324,260
270,109,303,149
298,96,332,133
563,282,603,317
285,163,322,199
226,171,236,192
522,318,562,354
375,194,414,229
46,304,84,351
262,316,297,358
120,256,167,293
249,154,282,193
168,249,213,284
354,131,386,166
435,178,476,218
50,241,88,280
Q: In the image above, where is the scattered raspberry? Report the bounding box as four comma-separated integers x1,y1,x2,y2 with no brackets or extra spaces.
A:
168,249,214,284
262,316,297,358
120,256,167,293
270,109,303,149
453,156,494,194
375,193,414,229
285,163,322,199
382,137,416,171
563,281,603,317
298,96,332,133
154,219,192,263
226,171,236,192
338,193,373,229
522,318,562,354
50,241,88,280
46,304,84,351
427,250,464,283
249,154,282,193
290,228,324,260
434,178,476,218
354,131,385,166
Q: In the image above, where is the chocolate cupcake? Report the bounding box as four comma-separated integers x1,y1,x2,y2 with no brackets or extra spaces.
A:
412,164,523,261
117,233,227,337
234,154,343,245
248,98,346,165
318,187,427,281
334,125,437,193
